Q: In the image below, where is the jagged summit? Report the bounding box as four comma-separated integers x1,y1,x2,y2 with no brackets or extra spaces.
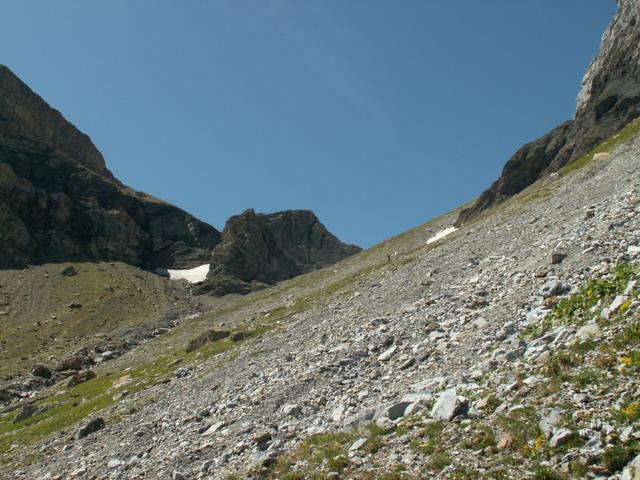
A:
456,0,640,225
197,208,361,295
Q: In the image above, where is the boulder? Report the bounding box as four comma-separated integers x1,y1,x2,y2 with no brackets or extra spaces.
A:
539,408,563,438
67,370,97,387
30,364,51,379
430,389,468,421
12,404,38,423
550,252,567,265
60,266,77,277
75,417,105,440
549,428,574,448
185,330,230,353
57,355,84,372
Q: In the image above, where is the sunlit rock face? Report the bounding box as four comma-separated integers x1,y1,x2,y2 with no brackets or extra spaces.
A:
456,0,640,225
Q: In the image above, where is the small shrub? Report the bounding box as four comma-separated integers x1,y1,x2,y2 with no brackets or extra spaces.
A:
532,464,565,480
569,460,589,478
496,407,541,453
541,351,579,377
612,323,640,349
571,368,600,389
602,445,635,473
430,451,451,471
484,467,511,480
411,420,444,455
616,401,640,423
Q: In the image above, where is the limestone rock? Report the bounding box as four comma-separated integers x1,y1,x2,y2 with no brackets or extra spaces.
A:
197,209,360,295
430,389,467,421
456,0,640,225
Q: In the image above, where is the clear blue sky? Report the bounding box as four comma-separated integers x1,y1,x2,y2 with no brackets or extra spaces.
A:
0,1,616,248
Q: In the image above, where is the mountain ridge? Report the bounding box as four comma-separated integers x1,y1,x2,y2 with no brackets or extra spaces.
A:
456,0,640,225
0,65,358,280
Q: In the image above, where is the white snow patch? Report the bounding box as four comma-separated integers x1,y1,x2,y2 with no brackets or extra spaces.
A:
167,264,210,284
426,226,458,245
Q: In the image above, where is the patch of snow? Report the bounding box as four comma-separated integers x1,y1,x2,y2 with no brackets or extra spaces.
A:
427,226,458,245
167,264,210,284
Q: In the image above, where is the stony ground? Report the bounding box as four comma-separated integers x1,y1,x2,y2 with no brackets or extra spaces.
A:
3,125,640,479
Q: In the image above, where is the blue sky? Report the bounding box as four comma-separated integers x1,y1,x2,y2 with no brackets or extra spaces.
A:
0,1,616,248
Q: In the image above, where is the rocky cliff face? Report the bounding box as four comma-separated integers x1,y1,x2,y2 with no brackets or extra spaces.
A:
0,66,360,281
197,209,361,295
456,0,640,225
0,66,113,180
0,65,220,269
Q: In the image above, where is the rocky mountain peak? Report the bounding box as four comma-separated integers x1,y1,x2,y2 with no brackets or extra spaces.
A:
0,65,113,180
197,209,361,295
575,0,640,121
456,1,640,225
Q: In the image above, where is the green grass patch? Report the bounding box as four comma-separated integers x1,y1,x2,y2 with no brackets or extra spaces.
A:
571,368,601,389
602,444,637,473
495,406,541,454
524,263,638,338
266,432,354,478
532,464,566,480
0,328,242,462
461,422,496,450
560,117,640,177
430,451,451,471
410,420,444,456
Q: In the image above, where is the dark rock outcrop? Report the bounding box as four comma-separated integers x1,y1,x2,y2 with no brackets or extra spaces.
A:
0,66,358,285
75,417,105,440
198,209,361,295
457,0,640,225
0,65,112,180
0,65,220,269
185,330,230,353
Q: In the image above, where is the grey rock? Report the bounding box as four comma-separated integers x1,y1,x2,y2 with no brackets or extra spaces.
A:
377,345,397,362
385,402,412,421
175,367,192,378
282,404,301,416
60,266,77,277
549,428,574,448
550,252,567,265
349,437,368,452
431,389,467,421
539,408,563,438
75,417,105,440
621,453,640,480
575,323,601,342
13,404,38,423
